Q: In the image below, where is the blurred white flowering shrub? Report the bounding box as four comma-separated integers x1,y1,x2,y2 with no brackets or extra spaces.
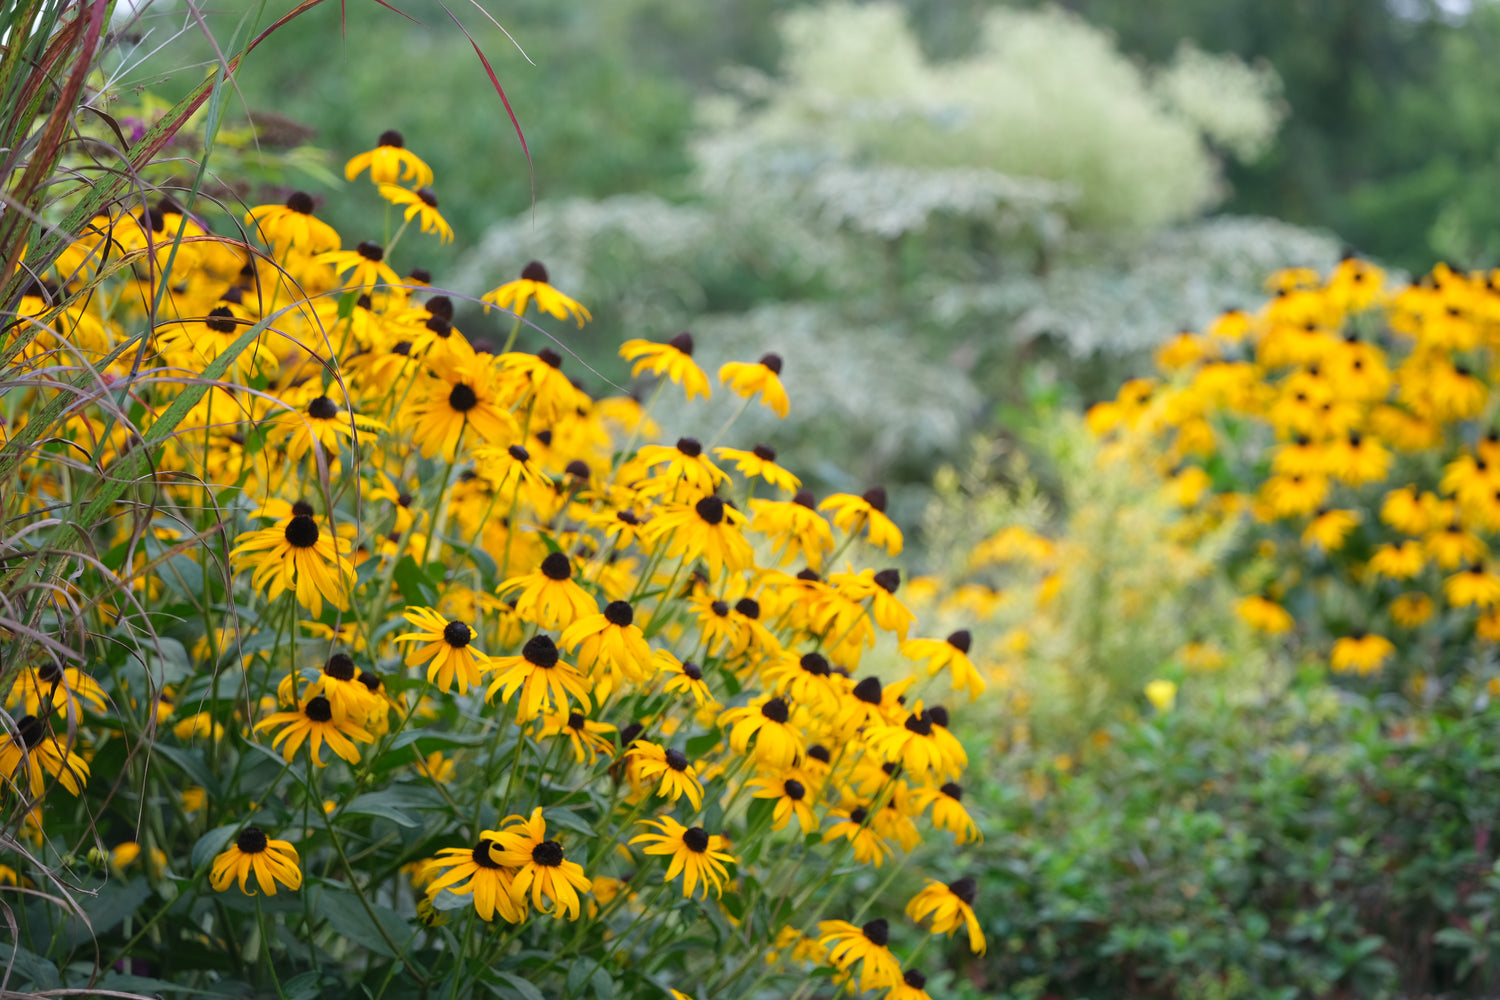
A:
455,2,1337,489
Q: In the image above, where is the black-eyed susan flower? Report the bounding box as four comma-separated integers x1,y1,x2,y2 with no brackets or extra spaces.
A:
719,695,804,767
823,801,892,866
714,443,800,493
317,240,402,292
747,771,818,833
1236,595,1294,635
619,332,709,401
0,714,88,797
537,710,617,765
888,969,935,1000
422,831,525,923
474,442,550,500
230,500,354,619
626,741,705,809
499,347,587,425
210,827,302,896
1446,564,1500,609
1330,631,1395,676
900,630,985,700
254,695,374,766
491,807,592,920
634,437,728,501
482,261,591,326
498,552,598,630
7,663,107,719
718,353,789,417
1426,522,1488,570
244,192,340,253
345,130,434,187
486,634,592,723
1390,592,1434,628
760,650,840,712
559,599,652,692
749,492,835,571
394,607,491,695
817,918,902,992
1368,541,1426,580
268,385,388,467
658,651,713,705
868,704,957,778
900,881,984,959
400,343,519,462
629,816,735,900
821,488,903,557
377,184,453,243
640,495,754,580
1302,508,1360,552
281,652,378,724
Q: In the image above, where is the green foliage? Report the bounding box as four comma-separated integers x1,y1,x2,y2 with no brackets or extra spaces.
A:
961,678,1500,998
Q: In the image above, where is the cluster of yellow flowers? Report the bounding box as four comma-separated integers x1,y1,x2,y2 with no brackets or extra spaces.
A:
0,132,983,996
1083,257,1500,690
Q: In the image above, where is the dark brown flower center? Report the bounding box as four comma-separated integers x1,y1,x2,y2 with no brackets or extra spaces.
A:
949,875,977,905
237,827,269,854
904,711,933,736
861,918,889,946
307,395,339,420
15,715,45,748
682,661,702,681
285,192,315,214
682,827,709,853
759,352,783,374
305,697,333,723
205,306,238,334
853,677,883,706
356,241,383,261
324,653,356,681
753,444,777,461
522,635,560,668
940,781,963,801
417,187,438,207
784,778,806,801
443,621,472,648
874,569,901,593
377,129,404,148
541,552,572,581
604,601,633,627
472,840,502,869
532,840,564,867
448,383,478,412
947,629,972,654
284,515,319,548
665,749,689,772
521,260,549,282
508,444,530,463
676,437,702,458
760,697,789,724
861,487,887,512
695,496,725,526
735,598,760,619
800,652,830,676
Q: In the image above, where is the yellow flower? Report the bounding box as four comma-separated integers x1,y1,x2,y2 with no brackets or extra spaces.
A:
393,607,491,695
377,184,453,243
906,877,986,955
619,332,710,401
482,260,591,326
626,741,705,810
229,500,354,619
1445,564,1500,609
900,630,985,701
491,807,592,919
498,552,599,631
1302,508,1360,552
1144,679,1178,712
713,444,801,493
640,495,754,581
344,129,434,187
422,832,525,923
0,715,88,797
718,353,789,417
1330,632,1395,676
820,488,903,556
254,696,374,766
1237,595,1294,635
817,919,902,993
1390,593,1434,628
629,816,736,900
486,635,592,723
210,827,301,896
316,241,402,292
245,191,341,253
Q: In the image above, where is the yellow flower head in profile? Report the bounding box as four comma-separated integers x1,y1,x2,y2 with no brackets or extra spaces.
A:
316,240,402,292
498,552,599,631
906,876,986,955
629,816,736,899
486,634,593,723
641,495,754,580
344,129,434,187
619,331,710,401
1445,564,1500,610
210,827,301,896
229,500,354,619
482,260,592,326
1237,595,1294,635
817,918,903,993
718,352,789,417
821,488,903,557
377,184,453,243
1330,631,1395,676
714,443,800,493
245,191,340,253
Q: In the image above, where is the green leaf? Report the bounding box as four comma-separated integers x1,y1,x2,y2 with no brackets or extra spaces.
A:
192,824,239,873
61,877,151,948
590,966,614,1000
345,785,445,828
0,944,59,990
393,555,439,607
685,731,719,758
493,972,546,1000
388,728,489,752
543,807,595,837
315,887,411,959
152,744,221,797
